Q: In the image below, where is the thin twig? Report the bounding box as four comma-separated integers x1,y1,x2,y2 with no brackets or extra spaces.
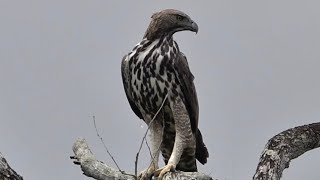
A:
135,94,168,177
93,115,123,173
145,139,153,160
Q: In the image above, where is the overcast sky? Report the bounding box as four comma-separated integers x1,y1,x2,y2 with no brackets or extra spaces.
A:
1,1,320,180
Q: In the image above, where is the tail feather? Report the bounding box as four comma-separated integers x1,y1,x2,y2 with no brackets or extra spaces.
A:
195,129,209,164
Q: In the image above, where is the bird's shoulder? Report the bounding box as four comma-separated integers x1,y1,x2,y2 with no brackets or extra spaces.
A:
174,52,195,81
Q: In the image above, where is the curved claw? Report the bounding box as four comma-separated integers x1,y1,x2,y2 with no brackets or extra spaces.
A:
138,164,158,180
154,163,176,179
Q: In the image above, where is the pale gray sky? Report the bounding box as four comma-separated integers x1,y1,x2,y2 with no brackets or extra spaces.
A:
1,1,320,180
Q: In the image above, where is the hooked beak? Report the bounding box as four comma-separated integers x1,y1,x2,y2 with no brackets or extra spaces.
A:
190,21,198,34
174,19,199,34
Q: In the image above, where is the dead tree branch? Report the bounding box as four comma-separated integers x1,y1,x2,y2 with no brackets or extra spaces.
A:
2,123,318,180
253,122,320,180
0,152,23,180
71,138,214,180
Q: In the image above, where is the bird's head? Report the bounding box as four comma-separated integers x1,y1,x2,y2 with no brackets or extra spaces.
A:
144,9,198,40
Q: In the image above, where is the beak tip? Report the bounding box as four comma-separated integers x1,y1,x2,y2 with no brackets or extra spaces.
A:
191,21,199,34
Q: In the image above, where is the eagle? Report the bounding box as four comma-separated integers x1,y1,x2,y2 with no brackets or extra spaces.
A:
121,9,209,179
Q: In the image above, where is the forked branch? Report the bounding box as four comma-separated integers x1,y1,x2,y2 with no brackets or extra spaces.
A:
71,138,214,180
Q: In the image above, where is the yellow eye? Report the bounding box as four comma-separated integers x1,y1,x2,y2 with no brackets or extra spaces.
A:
176,15,184,21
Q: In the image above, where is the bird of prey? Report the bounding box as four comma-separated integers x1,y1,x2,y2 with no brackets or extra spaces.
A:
121,9,208,179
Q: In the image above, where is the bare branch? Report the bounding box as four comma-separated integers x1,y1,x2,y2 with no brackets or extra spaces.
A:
71,138,136,180
253,122,320,180
71,138,215,180
0,152,23,180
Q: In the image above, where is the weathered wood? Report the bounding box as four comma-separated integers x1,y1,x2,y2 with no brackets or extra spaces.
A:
71,138,214,180
0,152,23,180
253,122,320,180
2,122,320,180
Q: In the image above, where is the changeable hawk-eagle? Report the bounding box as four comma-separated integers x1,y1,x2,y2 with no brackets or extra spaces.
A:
121,9,209,179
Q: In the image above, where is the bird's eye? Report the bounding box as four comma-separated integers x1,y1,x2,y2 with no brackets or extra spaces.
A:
176,15,184,21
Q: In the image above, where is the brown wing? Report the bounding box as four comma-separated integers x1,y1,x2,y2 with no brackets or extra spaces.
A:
173,52,209,164
173,52,199,132
121,55,143,119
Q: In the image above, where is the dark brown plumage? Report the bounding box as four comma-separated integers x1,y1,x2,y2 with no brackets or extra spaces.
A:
121,9,208,179
144,9,198,40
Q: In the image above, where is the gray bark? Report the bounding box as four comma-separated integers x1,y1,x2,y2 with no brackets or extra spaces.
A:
253,122,320,180
0,152,23,180
71,138,215,180
2,123,319,180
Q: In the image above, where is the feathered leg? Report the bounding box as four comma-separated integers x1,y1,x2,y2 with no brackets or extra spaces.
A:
155,96,196,179
139,115,163,180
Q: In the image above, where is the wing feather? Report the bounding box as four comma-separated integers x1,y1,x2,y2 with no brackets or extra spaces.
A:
121,55,143,119
173,52,199,132
173,52,209,164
